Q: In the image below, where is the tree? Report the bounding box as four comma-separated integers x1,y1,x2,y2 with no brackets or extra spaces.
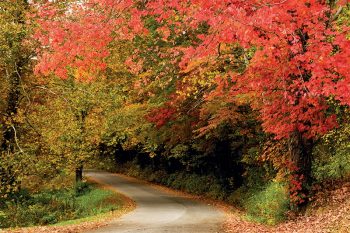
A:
143,0,350,204
33,0,350,204
27,76,124,185
33,0,144,80
0,0,34,197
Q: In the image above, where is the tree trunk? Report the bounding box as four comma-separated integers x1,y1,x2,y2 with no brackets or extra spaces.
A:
0,1,29,197
1,72,21,152
289,131,313,207
75,165,83,184
0,66,22,197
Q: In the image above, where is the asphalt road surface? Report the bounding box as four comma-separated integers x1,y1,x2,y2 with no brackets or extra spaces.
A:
85,170,225,233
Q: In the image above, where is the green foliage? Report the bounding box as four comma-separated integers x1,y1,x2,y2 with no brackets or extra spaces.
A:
168,172,226,199
227,165,273,207
313,122,350,181
243,182,289,225
1,189,76,227
227,186,248,207
336,3,350,28
0,182,122,228
114,160,227,200
75,181,91,196
0,0,31,68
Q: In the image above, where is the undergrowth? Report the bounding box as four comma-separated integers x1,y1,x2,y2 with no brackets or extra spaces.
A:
116,162,227,201
243,182,289,225
0,182,123,228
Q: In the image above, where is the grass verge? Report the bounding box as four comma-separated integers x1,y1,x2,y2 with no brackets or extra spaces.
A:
0,179,135,233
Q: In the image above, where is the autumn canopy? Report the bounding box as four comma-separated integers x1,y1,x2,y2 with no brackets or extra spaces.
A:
1,1,349,225
34,0,350,140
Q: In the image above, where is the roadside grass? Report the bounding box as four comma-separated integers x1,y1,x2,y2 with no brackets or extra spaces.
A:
0,181,131,229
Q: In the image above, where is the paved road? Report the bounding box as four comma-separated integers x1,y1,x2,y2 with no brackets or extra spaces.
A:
85,171,225,233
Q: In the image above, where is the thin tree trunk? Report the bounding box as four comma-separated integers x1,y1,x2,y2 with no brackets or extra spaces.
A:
75,110,87,185
75,165,83,184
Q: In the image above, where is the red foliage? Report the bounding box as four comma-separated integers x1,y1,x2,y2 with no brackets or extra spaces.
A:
144,0,350,140
282,160,307,205
289,173,306,205
33,0,144,80
146,105,177,128
33,0,350,140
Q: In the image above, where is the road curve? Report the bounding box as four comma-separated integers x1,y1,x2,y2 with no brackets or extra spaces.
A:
85,170,225,233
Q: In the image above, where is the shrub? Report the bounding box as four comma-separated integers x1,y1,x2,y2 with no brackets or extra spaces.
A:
169,172,186,189
207,181,226,200
313,122,350,182
122,162,229,201
75,181,91,196
150,170,168,184
183,174,208,194
244,181,289,225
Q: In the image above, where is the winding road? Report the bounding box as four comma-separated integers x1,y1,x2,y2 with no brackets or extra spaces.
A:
85,170,225,233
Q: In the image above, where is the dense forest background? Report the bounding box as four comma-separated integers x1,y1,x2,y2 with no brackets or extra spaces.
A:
1,0,350,227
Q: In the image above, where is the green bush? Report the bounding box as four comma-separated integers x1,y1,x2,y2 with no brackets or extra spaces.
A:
207,182,226,200
313,152,350,181
165,173,178,187
118,158,292,226
244,181,289,225
169,172,186,189
122,160,231,201
150,170,168,184
75,181,91,196
0,190,77,227
227,186,249,207
313,122,350,182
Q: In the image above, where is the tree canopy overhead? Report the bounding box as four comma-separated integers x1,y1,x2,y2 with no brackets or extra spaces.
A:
1,0,349,216
34,0,350,138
